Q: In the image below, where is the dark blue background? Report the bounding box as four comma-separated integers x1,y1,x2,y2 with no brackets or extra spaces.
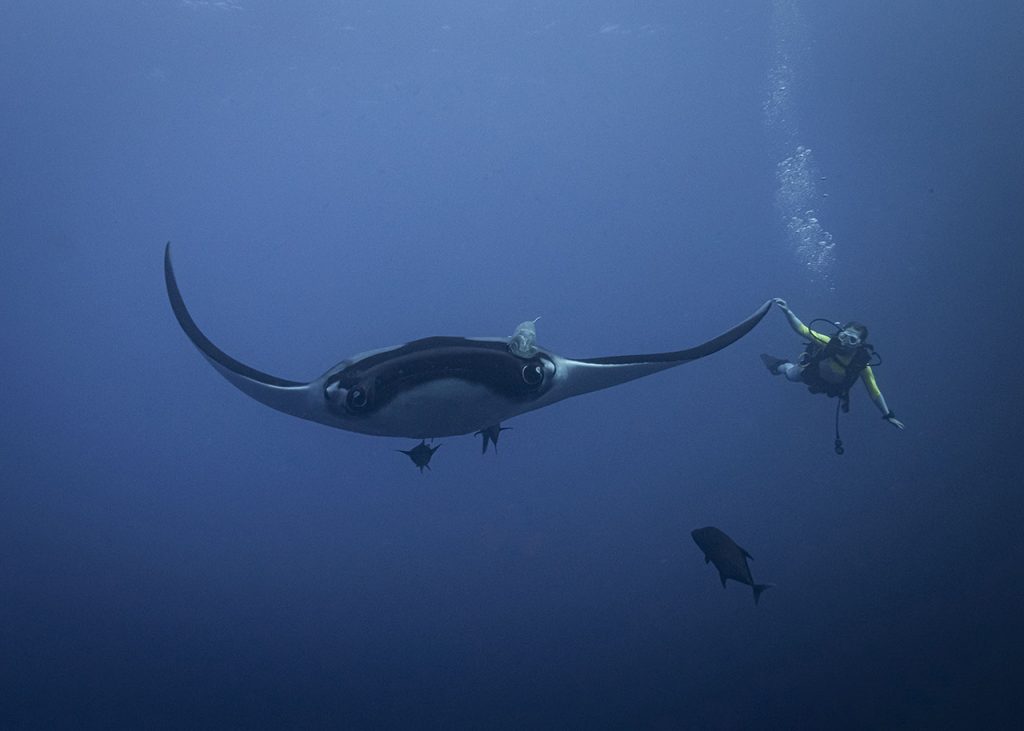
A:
2,2,1022,728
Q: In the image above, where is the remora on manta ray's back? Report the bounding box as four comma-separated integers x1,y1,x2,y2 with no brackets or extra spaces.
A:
164,243,771,440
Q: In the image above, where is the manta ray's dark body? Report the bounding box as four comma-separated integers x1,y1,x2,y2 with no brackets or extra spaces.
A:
164,244,771,440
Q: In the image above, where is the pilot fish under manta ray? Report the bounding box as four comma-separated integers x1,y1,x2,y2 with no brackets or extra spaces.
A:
164,244,772,448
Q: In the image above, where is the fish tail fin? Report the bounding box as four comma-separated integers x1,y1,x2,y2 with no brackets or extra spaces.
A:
753,583,774,605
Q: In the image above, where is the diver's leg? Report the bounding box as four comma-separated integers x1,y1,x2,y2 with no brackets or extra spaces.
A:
780,362,805,382
761,353,806,382
760,354,789,375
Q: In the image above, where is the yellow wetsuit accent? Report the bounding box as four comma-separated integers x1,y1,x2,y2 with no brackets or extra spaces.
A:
798,325,882,400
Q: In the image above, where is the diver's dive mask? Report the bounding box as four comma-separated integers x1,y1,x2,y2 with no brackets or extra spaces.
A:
837,329,862,348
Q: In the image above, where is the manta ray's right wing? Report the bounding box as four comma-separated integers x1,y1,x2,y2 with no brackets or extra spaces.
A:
164,243,321,422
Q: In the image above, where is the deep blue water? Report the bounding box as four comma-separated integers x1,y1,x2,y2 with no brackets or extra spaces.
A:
2,2,1023,729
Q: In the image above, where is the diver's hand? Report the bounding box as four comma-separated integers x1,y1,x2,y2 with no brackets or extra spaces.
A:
772,297,788,311
884,414,905,430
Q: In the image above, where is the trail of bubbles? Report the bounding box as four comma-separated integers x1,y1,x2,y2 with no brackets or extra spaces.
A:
764,0,835,287
777,146,834,276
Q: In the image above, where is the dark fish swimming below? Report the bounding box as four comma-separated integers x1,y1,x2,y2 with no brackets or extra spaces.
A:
691,526,774,605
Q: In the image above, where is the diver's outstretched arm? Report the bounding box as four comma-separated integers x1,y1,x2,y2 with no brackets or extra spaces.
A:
772,298,810,338
876,395,904,429
862,368,905,429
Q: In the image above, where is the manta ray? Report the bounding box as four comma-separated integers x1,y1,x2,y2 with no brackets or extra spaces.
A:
164,244,771,440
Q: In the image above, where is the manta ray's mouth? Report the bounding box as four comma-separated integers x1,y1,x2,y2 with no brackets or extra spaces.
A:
323,345,556,417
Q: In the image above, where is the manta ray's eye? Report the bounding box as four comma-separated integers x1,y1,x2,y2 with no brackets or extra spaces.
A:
521,361,544,387
346,386,369,410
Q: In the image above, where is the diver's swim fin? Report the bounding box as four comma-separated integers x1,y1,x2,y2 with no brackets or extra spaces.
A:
760,354,789,376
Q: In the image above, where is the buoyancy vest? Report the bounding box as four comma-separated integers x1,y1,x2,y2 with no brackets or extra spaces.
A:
800,337,874,403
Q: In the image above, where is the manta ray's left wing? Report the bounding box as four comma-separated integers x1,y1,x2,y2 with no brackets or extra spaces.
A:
546,300,773,401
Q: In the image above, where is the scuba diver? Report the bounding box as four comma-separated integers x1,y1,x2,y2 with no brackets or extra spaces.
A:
761,298,904,453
